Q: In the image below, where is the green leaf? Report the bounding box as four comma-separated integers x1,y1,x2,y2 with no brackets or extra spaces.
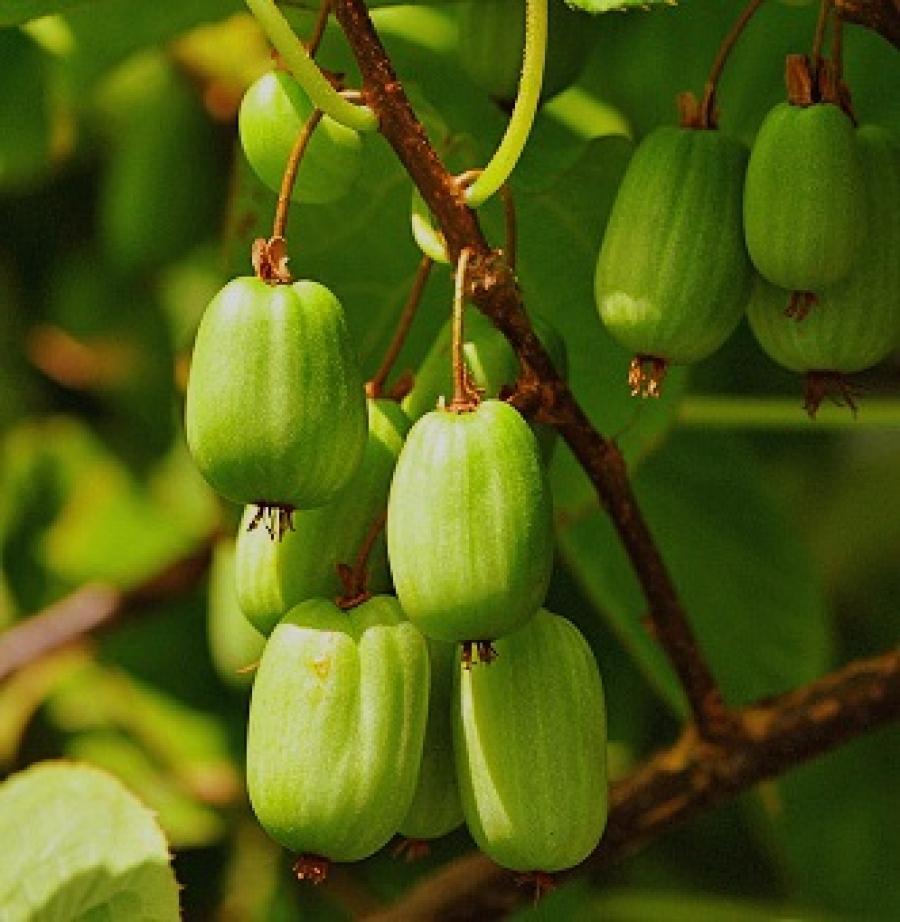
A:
0,761,179,920
559,433,831,712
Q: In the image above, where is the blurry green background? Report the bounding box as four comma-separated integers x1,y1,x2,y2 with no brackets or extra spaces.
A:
1,0,898,918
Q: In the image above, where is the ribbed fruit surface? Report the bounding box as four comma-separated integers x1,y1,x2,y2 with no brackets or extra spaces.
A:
595,126,751,364
744,102,865,290
458,0,594,104
235,399,409,635
748,125,900,374
246,596,429,861
239,71,362,205
399,639,464,841
207,538,265,689
387,400,553,643
185,276,367,508
403,310,567,463
454,609,607,873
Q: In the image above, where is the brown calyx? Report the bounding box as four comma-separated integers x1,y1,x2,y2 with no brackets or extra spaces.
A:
514,871,557,905
293,854,330,884
628,356,669,399
392,838,431,862
247,503,296,542
785,290,819,321
461,640,499,669
252,236,292,285
786,54,855,118
804,371,863,418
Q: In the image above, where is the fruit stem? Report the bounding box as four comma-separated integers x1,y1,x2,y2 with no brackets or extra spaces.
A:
367,255,434,399
463,0,547,207
811,0,834,81
243,0,377,132
457,169,518,269
449,247,480,412
307,0,333,59
696,0,766,129
677,395,900,429
272,107,324,241
336,510,387,609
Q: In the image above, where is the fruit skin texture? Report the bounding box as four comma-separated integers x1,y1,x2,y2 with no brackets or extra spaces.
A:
185,276,367,509
458,0,595,104
399,639,464,841
246,596,429,861
454,609,608,873
239,70,362,206
235,398,410,635
387,399,553,643
595,126,751,364
747,125,900,374
743,102,866,291
207,538,265,689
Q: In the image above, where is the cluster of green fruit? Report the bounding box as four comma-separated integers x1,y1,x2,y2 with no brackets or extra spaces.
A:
189,65,606,881
594,61,900,410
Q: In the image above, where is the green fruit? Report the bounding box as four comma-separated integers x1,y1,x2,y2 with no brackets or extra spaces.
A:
99,59,222,273
246,596,429,861
595,126,751,368
747,126,900,375
399,639,464,841
387,399,553,643
454,609,607,872
0,30,53,190
743,102,866,291
207,538,265,689
235,398,410,635
239,70,362,206
458,0,595,104
185,276,367,510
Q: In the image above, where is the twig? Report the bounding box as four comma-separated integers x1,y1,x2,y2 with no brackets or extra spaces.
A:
0,538,215,683
366,647,900,921
834,0,900,49
333,0,734,742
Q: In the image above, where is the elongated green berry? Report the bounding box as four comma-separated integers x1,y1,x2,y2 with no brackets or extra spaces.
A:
595,126,751,389
744,102,866,291
236,398,409,635
185,276,367,510
454,609,607,873
247,596,429,862
748,125,900,376
239,70,362,205
399,639,463,841
207,538,265,689
387,399,553,643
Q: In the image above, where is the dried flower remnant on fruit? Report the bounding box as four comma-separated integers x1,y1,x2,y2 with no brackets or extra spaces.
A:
248,503,296,541
393,838,431,862
786,290,819,321
516,871,557,905
293,854,329,884
628,355,668,399
252,236,292,284
461,640,499,669
804,371,863,418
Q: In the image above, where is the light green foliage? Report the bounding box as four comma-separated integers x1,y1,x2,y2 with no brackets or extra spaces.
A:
0,762,179,920
246,596,430,860
388,400,554,642
185,276,367,508
455,609,607,872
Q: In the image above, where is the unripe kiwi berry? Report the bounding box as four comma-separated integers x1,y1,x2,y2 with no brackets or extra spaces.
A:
185,276,367,513
747,125,900,410
387,399,553,645
235,398,409,635
595,126,751,393
743,101,866,291
246,596,429,866
239,70,362,206
454,608,608,873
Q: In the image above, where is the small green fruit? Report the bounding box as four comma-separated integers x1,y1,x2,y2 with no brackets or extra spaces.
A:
743,102,866,291
239,70,362,206
747,125,900,377
207,538,265,689
235,398,410,635
458,0,595,105
454,609,608,872
595,126,751,386
399,639,464,841
387,399,553,643
185,276,367,510
246,596,429,862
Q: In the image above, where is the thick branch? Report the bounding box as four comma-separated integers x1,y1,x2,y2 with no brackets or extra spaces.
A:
369,647,900,921
334,0,732,739
836,0,900,48
0,538,215,682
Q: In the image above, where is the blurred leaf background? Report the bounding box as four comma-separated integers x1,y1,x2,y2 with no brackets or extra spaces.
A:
0,0,898,918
